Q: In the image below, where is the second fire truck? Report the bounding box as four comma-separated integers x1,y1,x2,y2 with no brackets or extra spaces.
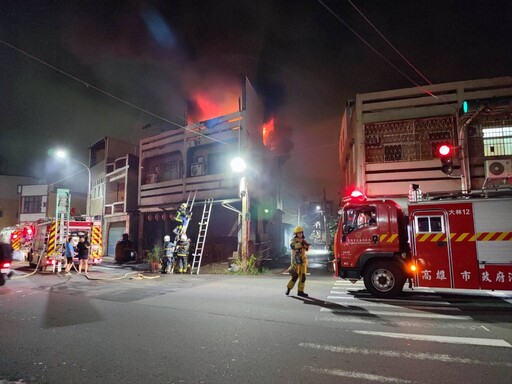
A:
28,219,103,270
333,188,512,297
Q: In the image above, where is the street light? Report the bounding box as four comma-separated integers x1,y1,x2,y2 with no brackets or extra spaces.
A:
55,149,91,216
231,157,249,269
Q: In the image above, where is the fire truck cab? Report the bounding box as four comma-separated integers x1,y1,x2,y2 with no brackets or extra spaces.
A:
333,190,512,297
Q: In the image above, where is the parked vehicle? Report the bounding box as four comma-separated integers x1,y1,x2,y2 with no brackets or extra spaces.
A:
0,239,14,286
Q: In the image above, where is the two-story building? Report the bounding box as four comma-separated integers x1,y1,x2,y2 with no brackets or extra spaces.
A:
0,175,42,228
340,76,512,204
137,77,283,262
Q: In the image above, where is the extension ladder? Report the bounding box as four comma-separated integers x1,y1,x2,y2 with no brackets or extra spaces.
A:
190,198,213,274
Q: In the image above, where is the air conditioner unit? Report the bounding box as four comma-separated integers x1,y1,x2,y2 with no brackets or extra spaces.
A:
484,159,512,178
191,163,205,177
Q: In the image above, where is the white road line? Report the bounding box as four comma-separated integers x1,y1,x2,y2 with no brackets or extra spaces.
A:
300,342,512,368
325,300,462,312
315,316,485,330
319,307,471,320
353,330,512,348
329,292,355,297
305,365,411,383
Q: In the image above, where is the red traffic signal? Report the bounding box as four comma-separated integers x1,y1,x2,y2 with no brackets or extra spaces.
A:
437,144,454,157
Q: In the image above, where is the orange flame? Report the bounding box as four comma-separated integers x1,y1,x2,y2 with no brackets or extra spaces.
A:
262,118,275,147
188,87,240,123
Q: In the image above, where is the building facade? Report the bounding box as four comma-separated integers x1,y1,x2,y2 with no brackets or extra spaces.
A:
0,175,42,228
88,137,139,256
137,77,282,261
339,77,512,202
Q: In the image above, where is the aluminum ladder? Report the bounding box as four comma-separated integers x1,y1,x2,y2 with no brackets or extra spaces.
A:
190,198,213,274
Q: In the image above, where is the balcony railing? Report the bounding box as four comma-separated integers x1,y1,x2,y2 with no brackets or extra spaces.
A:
105,202,125,215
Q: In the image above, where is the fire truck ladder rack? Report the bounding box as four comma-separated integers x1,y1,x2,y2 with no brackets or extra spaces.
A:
50,212,70,273
190,198,213,275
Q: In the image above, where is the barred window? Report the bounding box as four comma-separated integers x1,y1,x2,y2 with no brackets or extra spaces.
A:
483,127,512,156
23,196,43,214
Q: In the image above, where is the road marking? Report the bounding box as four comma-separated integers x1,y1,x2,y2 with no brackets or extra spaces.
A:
329,293,355,297
353,330,512,348
324,300,462,312
320,307,471,320
304,365,411,383
315,315,485,330
300,342,512,367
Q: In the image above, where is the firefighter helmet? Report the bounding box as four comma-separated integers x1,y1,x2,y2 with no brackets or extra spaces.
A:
293,226,304,234
180,203,187,209
164,235,170,242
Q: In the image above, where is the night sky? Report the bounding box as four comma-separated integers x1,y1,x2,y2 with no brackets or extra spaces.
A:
1,0,511,204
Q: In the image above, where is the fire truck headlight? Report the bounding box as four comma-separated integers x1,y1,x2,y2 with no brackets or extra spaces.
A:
410,264,417,272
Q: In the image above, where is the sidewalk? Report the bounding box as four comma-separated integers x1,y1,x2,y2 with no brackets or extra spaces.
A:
100,254,291,275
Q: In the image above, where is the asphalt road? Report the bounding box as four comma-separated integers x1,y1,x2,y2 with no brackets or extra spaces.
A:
1,254,511,384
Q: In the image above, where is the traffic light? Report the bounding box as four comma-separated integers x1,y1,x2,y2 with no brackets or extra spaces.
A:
436,144,455,175
458,99,484,118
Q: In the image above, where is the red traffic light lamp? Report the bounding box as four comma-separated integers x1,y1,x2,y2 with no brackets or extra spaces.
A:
438,144,454,157
436,144,455,175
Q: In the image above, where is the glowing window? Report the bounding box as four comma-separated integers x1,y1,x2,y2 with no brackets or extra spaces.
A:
483,127,512,156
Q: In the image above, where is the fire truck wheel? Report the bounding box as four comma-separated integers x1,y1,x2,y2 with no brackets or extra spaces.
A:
363,261,405,298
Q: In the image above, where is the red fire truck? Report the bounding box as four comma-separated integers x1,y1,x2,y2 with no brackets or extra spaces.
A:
333,189,512,297
28,219,103,270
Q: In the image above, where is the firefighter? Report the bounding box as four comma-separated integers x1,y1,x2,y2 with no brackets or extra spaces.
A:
173,203,190,236
286,226,310,297
175,234,190,273
161,235,175,274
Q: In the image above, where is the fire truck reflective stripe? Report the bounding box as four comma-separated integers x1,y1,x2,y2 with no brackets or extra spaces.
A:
386,234,398,243
90,226,102,258
431,233,444,242
379,234,399,243
418,234,431,242
47,221,57,255
496,232,510,241
455,233,469,242
11,232,21,250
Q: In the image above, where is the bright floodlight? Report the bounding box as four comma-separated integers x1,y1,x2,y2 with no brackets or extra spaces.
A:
231,157,247,173
316,205,321,211
55,149,67,158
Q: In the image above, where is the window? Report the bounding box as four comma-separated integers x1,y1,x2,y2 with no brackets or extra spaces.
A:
161,161,179,181
23,196,43,214
483,127,512,156
416,216,443,233
343,207,377,232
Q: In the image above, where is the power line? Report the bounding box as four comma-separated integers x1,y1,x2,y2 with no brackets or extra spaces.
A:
0,38,228,145
316,0,437,99
347,0,433,86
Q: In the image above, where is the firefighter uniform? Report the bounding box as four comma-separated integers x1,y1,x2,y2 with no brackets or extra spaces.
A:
161,235,175,274
175,235,190,273
173,203,189,236
286,226,310,297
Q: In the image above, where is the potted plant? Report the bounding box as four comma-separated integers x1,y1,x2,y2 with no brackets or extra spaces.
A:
146,245,161,273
